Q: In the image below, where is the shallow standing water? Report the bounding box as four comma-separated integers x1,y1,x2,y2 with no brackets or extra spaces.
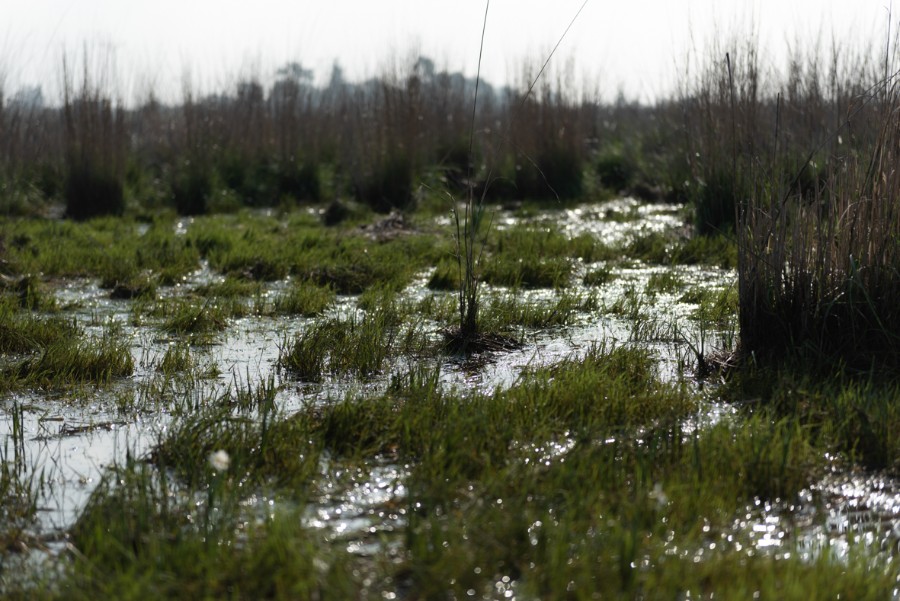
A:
1,198,896,574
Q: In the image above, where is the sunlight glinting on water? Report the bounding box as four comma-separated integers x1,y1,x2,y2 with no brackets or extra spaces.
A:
4,198,900,574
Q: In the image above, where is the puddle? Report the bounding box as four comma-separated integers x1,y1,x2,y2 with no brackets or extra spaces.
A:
485,198,685,246
0,399,159,535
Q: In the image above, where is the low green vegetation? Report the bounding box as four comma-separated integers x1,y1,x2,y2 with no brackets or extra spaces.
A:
724,363,900,473
0,306,77,354
278,299,426,382
272,280,335,316
161,300,231,335
480,289,598,330
0,301,132,390
0,218,201,285
627,231,737,268
14,330,134,388
8,342,897,599
480,225,617,289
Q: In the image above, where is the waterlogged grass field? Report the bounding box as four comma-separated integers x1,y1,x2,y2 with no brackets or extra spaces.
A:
1,199,899,599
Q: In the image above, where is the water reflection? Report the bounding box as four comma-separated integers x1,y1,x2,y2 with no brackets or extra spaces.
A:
7,199,897,577
304,456,409,555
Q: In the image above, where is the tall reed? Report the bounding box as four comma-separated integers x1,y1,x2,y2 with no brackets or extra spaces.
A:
61,50,127,219
739,97,900,366
0,41,619,218
718,32,900,367
450,1,589,343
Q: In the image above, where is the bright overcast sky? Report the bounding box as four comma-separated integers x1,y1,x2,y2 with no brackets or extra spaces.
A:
0,0,893,103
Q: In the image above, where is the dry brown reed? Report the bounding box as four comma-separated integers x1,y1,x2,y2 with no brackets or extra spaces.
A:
61,50,127,219
504,60,593,200
674,30,882,235
718,33,900,367
0,50,608,217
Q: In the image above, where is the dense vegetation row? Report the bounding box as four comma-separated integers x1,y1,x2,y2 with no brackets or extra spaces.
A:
4,37,900,367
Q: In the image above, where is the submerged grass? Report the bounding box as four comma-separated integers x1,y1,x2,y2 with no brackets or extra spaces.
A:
0,403,44,555
0,463,41,554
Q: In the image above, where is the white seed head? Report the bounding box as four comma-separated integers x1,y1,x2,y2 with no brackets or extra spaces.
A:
650,482,668,508
208,449,230,472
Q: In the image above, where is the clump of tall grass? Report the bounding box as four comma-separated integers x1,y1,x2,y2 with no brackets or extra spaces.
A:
726,38,900,367
514,144,585,201
594,146,639,193
1,39,626,221
272,280,335,316
278,305,403,381
61,52,127,220
672,32,879,237
445,4,590,350
739,144,900,366
670,27,900,366
171,162,213,216
354,151,415,213
15,327,133,387
504,60,592,204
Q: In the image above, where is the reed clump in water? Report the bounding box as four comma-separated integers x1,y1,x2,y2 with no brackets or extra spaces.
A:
739,128,900,368
678,27,900,368
727,45,900,368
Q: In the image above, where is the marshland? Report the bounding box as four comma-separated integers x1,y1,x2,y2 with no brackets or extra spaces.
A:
4,2,900,598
